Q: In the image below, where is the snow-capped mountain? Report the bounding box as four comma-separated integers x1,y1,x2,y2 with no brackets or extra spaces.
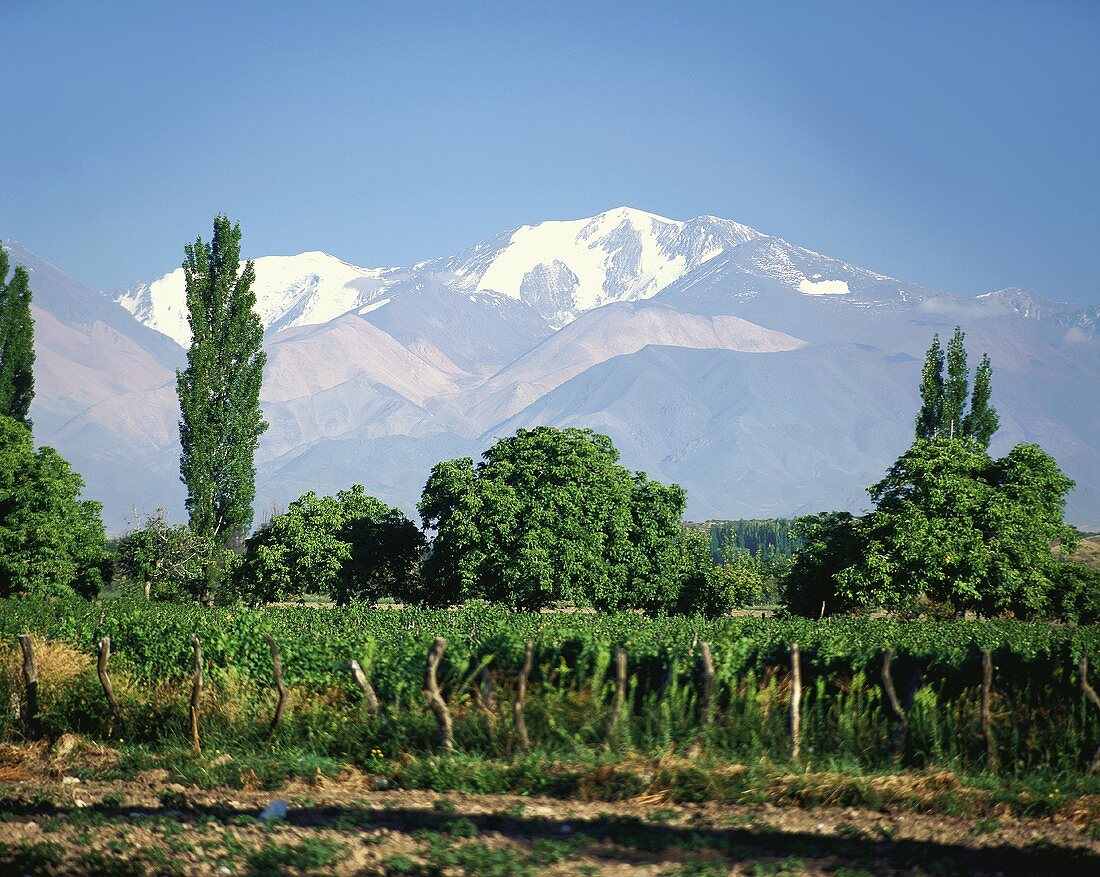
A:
431,207,766,326
114,208,777,340
115,251,395,347
7,206,1099,533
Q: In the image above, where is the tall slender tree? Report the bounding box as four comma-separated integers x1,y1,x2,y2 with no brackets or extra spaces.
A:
914,332,944,439
0,246,35,427
914,326,998,446
962,353,999,448
176,216,267,553
942,326,969,438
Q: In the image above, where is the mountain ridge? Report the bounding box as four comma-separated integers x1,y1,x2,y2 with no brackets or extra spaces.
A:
3,207,1098,532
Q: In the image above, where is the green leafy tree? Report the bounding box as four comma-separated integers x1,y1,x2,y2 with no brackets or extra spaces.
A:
914,327,998,446
783,512,866,617
914,332,944,439
962,353,999,447
942,327,969,438
785,439,1079,619
0,415,109,598
114,511,231,601
236,486,422,605
177,216,267,553
0,245,35,427
420,427,700,612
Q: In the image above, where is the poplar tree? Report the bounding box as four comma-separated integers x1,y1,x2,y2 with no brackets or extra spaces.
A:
942,326,969,438
176,216,267,552
0,246,35,428
914,332,944,439
962,353,999,449
915,327,998,446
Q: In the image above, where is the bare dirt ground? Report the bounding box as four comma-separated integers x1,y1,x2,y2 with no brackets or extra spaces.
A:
1,766,1098,876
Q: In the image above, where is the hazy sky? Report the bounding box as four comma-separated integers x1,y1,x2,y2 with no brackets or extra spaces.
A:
3,0,1098,303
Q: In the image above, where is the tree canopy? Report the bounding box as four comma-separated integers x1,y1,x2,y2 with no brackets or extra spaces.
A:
235,485,423,605
114,511,233,602
0,245,35,427
0,415,108,598
418,426,720,613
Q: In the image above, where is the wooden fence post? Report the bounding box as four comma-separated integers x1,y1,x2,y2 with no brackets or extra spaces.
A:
1078,654,1100,775
514,639,533,754
262,634,289,737
349,660,381,716
790,642,802,762
17,635,38,740
980,648,998,772
698,641,716,729
425,637,454,752
189,635,202,753
97,637,124,738
881,647,908,758
607,647,628,744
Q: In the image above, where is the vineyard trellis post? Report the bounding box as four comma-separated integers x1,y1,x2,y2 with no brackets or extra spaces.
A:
97,637,124,738
1079,654,1100,774
17,635,39,740
790,642,802,762
980,648,998,772
514,639,533,754
881,647,908,759
425,637,454,752
349,660,380,716
607,647,628,745
263,633,289,737
189,635,202,753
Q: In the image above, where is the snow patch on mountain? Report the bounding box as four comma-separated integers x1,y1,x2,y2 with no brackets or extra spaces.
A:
442,207,765,326
115,251,393,346
798,277,850,295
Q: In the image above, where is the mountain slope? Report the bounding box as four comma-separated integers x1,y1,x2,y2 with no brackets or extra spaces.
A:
7,205,1099,532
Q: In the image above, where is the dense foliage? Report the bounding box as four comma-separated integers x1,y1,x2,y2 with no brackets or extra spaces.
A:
786,330,1088,619
0,244,35,427
786,438,1084,619
235,485,424,605
2,597,1097,774
177,215,267,551
419,427,719,613
0,416,109,598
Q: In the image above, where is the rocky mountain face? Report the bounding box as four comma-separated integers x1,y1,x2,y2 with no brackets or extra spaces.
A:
6,207,1099,532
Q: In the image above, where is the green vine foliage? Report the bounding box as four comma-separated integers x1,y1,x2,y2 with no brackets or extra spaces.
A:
2,597,1097,772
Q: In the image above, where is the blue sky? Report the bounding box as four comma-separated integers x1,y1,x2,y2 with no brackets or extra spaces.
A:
3,0,1097,303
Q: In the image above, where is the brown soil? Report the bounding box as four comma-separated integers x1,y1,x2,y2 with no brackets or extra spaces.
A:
1,766,1097,876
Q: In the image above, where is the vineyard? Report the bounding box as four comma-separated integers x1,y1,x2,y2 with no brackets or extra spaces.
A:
2,597,1099,779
